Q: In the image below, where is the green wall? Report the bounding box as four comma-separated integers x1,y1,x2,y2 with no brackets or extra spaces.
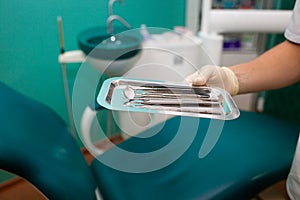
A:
0,0,185,182
0,0,185,123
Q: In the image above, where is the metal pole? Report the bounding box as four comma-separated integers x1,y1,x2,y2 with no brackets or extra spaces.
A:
57,16,77,138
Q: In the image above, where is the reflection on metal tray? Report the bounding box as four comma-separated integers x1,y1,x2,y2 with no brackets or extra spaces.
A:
97,77,240,120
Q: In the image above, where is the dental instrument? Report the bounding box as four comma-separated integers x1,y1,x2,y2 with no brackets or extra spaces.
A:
97,77,240,120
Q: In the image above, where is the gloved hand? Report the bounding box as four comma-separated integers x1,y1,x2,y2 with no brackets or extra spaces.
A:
185,65,239,96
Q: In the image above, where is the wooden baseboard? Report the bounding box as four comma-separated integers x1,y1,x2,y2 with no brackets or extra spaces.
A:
0,177,46,200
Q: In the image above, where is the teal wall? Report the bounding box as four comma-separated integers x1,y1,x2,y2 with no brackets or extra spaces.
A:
0,0,185,123
0,0,185,182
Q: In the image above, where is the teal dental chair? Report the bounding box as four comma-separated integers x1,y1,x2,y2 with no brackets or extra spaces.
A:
89,110,299,200
0,82,98,199
0,81,299,199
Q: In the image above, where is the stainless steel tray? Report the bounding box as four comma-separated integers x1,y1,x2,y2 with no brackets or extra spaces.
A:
97,78,240,120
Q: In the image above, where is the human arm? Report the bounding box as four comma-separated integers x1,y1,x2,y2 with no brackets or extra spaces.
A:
186,40,300,95
230,40,300,94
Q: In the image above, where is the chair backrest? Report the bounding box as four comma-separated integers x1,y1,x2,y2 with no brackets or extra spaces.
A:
0,82,97,199
90,111,299,200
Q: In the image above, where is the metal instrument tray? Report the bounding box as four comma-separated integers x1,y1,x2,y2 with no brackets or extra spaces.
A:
97,77,240,120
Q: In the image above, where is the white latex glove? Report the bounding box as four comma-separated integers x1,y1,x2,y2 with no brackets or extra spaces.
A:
185,65,239,96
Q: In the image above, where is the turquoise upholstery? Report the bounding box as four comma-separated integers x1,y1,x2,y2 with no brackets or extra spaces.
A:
0,82,97,200
1,80,299,199
91,111,299,200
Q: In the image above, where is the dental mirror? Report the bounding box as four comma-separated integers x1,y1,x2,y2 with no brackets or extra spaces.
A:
123,86,135,100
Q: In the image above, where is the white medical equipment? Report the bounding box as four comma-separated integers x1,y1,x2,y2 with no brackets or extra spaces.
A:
186,0,292,65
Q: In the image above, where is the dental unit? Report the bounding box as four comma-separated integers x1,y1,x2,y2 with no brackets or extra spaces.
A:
58,0,293,155
58,0,209,144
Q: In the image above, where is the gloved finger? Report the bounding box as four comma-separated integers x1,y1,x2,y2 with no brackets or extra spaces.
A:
198,65,219,81
186,65,219,85
185,72,206,85
185,70,207,85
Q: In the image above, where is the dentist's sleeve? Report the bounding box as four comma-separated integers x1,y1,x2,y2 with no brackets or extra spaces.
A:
285,1,300,200
284,0,300,44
